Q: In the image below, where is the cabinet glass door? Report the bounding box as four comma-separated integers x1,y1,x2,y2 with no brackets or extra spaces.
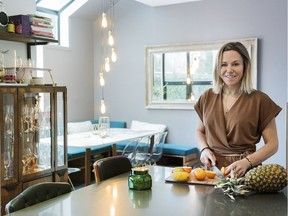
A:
56,90,66,169
20,91,52,177
1,92,17,182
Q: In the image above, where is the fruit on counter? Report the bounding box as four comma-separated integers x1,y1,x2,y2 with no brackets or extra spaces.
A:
221,167,227,176
171,171,190,181
205,170,217,179
182,166,192,173
215,164,287,200
172,166,192,173
172,167,185,173
244,164,287,193
193,168,206,181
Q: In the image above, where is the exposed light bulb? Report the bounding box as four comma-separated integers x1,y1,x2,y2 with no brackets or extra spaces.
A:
99,72,105,86
101,13,107,28
186,76,191,84
187,93,195,102
108,30,114,46
191,93,195,101
111,47,117,62
104,57,110,72
101,99,106,114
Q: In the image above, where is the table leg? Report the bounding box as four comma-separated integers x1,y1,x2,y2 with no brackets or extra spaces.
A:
85,148,91,186
112,143,116,156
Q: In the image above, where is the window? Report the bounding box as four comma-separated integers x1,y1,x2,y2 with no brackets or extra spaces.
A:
146,38,257,110
35,0,87,46
153,51,214,102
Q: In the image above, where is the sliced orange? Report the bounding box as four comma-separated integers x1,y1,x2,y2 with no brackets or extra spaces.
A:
205,170,217,179
182,166,192,173
194,168,206,181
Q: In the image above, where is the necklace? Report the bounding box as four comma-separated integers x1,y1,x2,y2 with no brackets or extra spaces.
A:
223,93,241,113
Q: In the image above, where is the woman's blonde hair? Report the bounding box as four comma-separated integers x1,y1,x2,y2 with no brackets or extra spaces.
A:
213,42,254,94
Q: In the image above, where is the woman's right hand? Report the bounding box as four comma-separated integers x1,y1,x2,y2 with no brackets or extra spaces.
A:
200,148,217,167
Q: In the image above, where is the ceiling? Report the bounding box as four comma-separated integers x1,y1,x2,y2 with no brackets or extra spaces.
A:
72,0,201,20
134,0,201,7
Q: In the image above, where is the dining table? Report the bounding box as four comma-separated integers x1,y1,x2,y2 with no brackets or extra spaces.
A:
67,128,159,185
7,166,287,216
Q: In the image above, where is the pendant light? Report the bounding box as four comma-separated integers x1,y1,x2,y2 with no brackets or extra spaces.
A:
99,0,118,115
111,47,117,62
101,13,107,28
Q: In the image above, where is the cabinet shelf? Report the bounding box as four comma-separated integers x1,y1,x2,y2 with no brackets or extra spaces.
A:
0,31,58,44
0,31,58,58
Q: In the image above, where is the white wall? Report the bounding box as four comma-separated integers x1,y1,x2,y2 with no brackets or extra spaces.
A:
94,0,287,167
43,17,94,121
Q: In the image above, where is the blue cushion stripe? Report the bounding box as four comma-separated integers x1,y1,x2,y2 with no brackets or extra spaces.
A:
163,144,198,156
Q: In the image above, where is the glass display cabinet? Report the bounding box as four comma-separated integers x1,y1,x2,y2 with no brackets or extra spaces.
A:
0,85,67,214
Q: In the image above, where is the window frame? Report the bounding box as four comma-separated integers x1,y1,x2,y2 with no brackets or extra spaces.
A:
145,38,258,110
36,0,75,44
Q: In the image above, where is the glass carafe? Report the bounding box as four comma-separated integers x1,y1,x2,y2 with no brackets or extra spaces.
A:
3,50,23,83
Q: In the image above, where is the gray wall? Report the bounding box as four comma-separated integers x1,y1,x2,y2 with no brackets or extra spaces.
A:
94,0,287,167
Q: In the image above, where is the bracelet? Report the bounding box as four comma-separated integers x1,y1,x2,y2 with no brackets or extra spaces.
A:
200,147,210,155
245,157,253,169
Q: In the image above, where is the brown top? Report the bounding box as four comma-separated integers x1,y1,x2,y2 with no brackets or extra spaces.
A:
194,89,282,155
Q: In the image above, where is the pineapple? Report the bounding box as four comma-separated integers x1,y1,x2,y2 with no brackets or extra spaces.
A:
215,164,287,200
245,164,287,193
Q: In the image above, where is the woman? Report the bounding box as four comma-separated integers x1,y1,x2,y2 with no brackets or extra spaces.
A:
194,42,282,177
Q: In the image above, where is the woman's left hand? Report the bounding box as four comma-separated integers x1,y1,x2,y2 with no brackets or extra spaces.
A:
226,158,250,177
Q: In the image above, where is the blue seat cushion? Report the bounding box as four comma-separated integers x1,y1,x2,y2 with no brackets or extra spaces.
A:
116,141,129,151
68,144,113,160
90,120,127,128
68,147,86,160
163,144,198,156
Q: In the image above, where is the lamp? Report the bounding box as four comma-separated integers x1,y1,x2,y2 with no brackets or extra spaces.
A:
101,99,106,114
101,13,108,28
111,47,117,62
108,30,114,46
99,0,117,114
99,72,105,86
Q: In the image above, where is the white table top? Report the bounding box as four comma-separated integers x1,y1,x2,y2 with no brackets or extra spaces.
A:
67,128,158,148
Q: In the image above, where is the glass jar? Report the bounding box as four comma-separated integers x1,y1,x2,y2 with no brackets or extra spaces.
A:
128,167,152,190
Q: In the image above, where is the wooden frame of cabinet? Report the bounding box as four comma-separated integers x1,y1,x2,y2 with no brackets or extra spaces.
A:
0,85,67,215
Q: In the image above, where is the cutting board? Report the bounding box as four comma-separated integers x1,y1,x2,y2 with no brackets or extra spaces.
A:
165,172,221,186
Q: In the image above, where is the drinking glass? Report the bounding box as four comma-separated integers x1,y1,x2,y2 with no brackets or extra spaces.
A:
4,151,11,179
98,116,110,138
92,124,99,135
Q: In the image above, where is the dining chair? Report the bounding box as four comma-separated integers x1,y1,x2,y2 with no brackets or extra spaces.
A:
5,182,72,214
133,135,151,166
147,131,168,165
122,135,152,167
93,156,132,183
121,138,140,165
67,167,81,190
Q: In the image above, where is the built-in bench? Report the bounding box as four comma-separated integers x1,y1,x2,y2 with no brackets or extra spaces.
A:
159,144,200,167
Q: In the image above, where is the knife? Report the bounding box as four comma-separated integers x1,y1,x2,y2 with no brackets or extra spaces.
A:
211,165,224,179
